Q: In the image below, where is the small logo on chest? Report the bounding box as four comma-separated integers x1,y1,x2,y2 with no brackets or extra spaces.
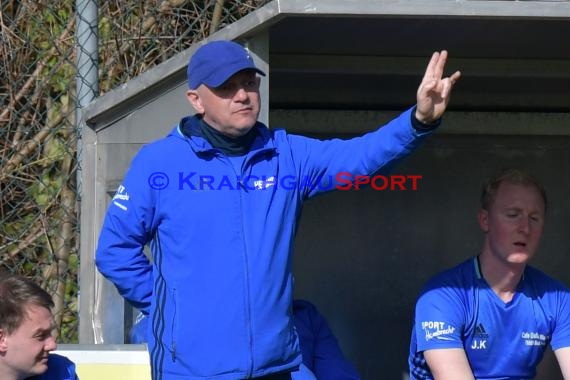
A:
471,339,487,350
471,324,488,350
521,331,549,347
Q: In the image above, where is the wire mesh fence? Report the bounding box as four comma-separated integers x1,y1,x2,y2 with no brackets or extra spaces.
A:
98,0,270,93
0,0,270,343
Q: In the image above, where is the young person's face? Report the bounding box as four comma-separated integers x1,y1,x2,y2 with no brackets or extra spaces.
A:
187,70,261,138
0,303,57,379
479,182,545,265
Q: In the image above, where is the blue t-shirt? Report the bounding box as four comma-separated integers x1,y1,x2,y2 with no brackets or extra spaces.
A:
409,257,570,380
292,363,317,380
293,299,361,380
27,353,78,380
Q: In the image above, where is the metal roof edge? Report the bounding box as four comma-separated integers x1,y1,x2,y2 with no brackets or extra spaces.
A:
277,0,570,18
82,0,570,130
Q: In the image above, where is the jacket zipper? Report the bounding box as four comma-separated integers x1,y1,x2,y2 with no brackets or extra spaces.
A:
170,287,177,362
227,153,255,377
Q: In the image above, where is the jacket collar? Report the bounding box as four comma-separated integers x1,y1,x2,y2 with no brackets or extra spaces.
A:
175,114,276,157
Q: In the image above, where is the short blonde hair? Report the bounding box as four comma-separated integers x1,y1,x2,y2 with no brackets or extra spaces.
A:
481,168,547,212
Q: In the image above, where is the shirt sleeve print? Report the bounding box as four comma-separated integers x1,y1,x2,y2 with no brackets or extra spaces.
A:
414,284,466,351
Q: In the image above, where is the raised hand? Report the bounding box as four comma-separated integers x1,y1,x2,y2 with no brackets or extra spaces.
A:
415,51,461,124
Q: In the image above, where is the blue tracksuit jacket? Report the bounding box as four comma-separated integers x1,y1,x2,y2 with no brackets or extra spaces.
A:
95,107,434,379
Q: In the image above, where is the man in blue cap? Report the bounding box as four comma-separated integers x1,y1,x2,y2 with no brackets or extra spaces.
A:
96,39,461,379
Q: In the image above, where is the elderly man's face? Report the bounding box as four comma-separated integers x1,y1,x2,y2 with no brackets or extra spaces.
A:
187,70,261,138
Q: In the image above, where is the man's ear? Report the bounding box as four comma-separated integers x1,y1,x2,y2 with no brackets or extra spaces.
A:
186,89,204,114
478,209,489,233
0,328,8,353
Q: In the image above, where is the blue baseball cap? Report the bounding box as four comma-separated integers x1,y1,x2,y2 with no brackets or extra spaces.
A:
187,40,266,89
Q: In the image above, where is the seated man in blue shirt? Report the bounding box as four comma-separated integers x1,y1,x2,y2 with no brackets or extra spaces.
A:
408,168,570,379
0,273,78,380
